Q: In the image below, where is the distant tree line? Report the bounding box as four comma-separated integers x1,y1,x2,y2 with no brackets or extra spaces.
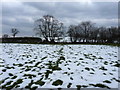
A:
67,21,119,43
2,14,120,44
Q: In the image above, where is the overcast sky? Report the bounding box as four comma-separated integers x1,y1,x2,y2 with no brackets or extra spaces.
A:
2,1,118,37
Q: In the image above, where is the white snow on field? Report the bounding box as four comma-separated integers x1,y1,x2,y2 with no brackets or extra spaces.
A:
0,43,119,89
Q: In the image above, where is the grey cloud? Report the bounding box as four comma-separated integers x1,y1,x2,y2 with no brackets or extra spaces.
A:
24,2,117,19
2,2,118,36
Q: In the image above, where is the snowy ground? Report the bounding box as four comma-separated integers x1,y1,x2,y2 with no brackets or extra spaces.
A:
0,43,119,89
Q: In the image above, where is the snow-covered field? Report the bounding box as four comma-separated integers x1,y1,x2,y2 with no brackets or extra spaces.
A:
0,44,119,89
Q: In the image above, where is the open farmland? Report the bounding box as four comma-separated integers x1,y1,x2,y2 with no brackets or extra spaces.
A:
0,44,119,89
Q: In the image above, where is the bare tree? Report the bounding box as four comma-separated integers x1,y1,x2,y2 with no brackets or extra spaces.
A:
67,21,95,43
34,15,63,42
98,27,108,43
78,21,95,43
11,28,19,37
88,27,99,43
67,25,80,42
107,27,119,43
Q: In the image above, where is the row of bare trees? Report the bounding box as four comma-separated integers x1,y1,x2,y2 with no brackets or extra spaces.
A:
2,15,119,43
34,15,119,43
67,21,119,43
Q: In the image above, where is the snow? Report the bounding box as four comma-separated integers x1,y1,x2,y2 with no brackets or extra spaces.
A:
0,43,119,89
